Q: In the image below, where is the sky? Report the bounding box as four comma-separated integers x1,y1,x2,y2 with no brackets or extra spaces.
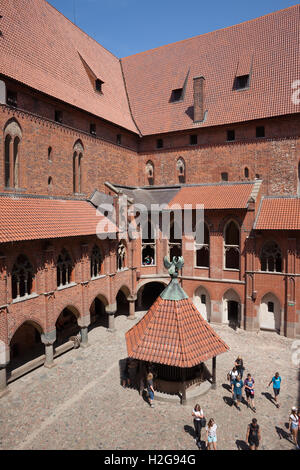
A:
47,0,299,57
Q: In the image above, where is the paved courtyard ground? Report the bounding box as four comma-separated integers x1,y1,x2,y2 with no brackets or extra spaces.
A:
0,311,299,450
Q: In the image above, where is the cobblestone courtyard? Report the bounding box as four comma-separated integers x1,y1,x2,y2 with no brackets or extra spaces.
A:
0,311,299,450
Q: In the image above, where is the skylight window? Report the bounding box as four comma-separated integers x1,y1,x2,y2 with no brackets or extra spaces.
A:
234,74,250,90
172,88,183,102
95,79,104,93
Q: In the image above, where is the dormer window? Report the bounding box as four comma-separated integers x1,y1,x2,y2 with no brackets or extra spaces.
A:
172,88,183,102
234,74,250,90
95,79,103,93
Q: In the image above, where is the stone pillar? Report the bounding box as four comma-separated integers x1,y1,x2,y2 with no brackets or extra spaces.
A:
128,295,137,321
212,356,217,390
41,330,56,369
78,314,91,348
106,304,116,333
0,340,10,398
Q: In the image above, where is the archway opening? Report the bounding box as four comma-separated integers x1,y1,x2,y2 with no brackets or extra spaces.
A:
8,322,44,373
89,296,108,330
193,287,211,322
228,300,240,329
55,307,80,347
136,282,166,311
260,293,281,333
116,290,129,317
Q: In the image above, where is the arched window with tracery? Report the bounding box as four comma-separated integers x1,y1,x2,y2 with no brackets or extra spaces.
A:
73,140,84,194
91,245,103,278
12,255,33,299
142,220,156,266
117,241,126,271
4,119,22,189
224,220,240,269
195,223,209,268
57,249,73,287
260,241,282,273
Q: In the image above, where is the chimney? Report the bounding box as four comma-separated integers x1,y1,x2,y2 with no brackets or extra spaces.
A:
193,76,205,122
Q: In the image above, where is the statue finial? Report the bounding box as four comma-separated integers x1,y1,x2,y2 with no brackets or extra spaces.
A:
163,256,184,278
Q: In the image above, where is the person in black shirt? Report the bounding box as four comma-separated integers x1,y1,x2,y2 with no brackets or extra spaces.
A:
246,418,261,450
234,356,245,379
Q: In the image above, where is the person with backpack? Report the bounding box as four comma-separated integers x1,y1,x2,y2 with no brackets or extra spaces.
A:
192,404,205,446
244,373,256,412
268,372,281,408
246,418,261,450
289,407,299,449
232,374,244,411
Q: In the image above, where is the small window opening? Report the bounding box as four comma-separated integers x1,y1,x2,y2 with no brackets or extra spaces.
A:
244,167,249,178
116,134,122,145
268,301,274,313
172,88,183,102
95,79,103,93
90,123,96,135
227,130,235,141
7,90,17,107
190,134,198,145
156,139,163,149
256,126,265,138
234,74,250,90
221,172,228,182
55,110,63,123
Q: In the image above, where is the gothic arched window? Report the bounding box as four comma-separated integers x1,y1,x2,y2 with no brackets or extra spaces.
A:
12,255,33,299
142,220,156,266
260,242,282,273
224,220,240,269
91,245,103,278
146,161,154,186
4,119,22,189
57,249,73,287
195,223,209,268
73,141,84,194
117,241,126,271
177,157,186,183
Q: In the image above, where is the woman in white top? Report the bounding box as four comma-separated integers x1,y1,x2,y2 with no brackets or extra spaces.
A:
289,407,299,449
206,418,217,450
192,403,204,444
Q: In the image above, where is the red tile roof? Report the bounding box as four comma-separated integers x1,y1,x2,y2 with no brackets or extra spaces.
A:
0,0,138,133
0,196,117,243
255,197,300,230
122,5,300,135
126,296,229,368
168,182,259,209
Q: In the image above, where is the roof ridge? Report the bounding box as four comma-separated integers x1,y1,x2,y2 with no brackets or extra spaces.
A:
121,5,299,60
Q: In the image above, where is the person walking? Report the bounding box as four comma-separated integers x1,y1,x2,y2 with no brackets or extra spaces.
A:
232,374,244,411
205,418,217,450
234,356,245,379
227,366,238,386
246,418,261,450
289,407,299,449
192,404,205,446
146,372,155,408
268,372,281,408
244,373,256,412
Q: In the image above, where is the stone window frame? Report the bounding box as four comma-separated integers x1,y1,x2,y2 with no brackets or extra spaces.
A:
4,119,22,189
57,249,73,288
12,254,34,300
260,241,282,273
90,245,103,279
223,219,240,270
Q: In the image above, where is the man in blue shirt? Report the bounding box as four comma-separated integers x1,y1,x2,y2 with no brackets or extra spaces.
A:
268,372,281,408
232,375,244,411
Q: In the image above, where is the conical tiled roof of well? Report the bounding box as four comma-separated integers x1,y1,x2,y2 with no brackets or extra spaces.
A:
126,279,229,368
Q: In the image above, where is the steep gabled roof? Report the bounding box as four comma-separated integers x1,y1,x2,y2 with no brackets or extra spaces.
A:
0,0,138,133
121,5,300,135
